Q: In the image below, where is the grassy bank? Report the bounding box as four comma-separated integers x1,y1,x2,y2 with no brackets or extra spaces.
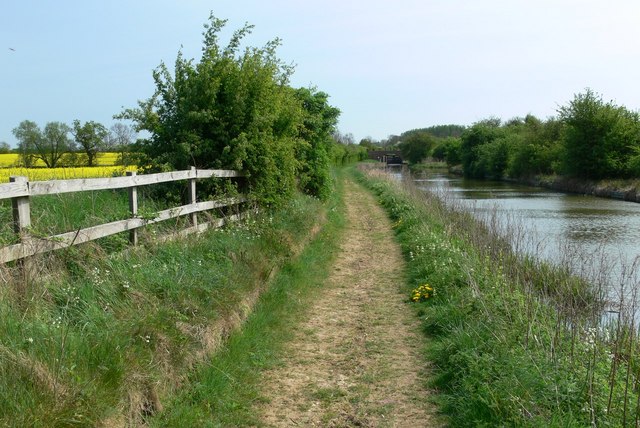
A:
150,171,345,426
355,165,640,427
0,180,335,426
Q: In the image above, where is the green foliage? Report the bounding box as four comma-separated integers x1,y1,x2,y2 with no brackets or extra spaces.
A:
294,88,340,199
459,118,504,178
72,120,109,167
401,125,466,140
423,90,640,182
398,131,435,164
445,113,566,179
440,138,462,166
12,119,40,167
12,120,76,168
558,89,640,179
430,139,448,162
118,14,341,205
476,136,511,179
356,168,640,427
0,189,328,426
0,141,10,154
358,137,378,150
329,141,367,165
152,170,345,426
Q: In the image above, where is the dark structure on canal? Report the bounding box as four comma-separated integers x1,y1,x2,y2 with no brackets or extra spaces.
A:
367,150,403,165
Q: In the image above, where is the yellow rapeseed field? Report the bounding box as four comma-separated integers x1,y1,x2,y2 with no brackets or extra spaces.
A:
0,152,122,168
0,152,137,182
0,166,139,182
0,153,34,167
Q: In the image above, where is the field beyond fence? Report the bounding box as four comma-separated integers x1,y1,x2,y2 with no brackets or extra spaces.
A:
0,167,246,264
0,152,137,182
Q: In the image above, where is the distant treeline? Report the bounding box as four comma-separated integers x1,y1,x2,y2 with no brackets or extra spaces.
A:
369,89,640,181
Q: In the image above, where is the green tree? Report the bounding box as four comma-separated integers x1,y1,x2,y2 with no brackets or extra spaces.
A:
403,124,466,139
72,120,109,166
476,136,512,179
358,137,378,150
117,14,316,205
558,89,640,179
432,137,461,165
507,116,563,178
459,119,504,178
294,87,340,199
0,141,10,154
398,131,434,164
12,120,41,167
40,122,74,168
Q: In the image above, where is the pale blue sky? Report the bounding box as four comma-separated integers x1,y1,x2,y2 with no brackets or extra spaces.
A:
3,0,640,147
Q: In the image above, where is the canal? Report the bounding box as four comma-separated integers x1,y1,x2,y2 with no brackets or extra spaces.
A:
413,171,640,305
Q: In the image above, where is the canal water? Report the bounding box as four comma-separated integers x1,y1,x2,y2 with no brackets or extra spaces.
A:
413,171,640,305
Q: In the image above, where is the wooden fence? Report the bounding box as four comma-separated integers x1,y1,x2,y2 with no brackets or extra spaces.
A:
0,167,246,264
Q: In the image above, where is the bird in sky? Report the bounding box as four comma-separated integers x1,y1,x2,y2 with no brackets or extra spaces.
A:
9,48,15,51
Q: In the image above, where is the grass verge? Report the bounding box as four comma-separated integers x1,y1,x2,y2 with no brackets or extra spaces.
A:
149,170,345,426
354,165,640,427
0,173,340,426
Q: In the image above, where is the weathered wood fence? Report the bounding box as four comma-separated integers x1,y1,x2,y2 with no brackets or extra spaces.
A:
0,167,246,264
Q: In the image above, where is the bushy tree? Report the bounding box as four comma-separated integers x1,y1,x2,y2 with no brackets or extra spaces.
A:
294,87,340,199
558,89,640,179
72,120,109,166
431,137,460,163
13,120,74,168
118,14,339,204
460,119,504,178
358,137,378,150
444,138,462,166
398,131,434,164
404,124,466,139
507,116,563,178
41,122,74,168
330,136,367,165
12,120,40,167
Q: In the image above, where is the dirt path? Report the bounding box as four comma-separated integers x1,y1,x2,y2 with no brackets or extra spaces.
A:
256,178,440,427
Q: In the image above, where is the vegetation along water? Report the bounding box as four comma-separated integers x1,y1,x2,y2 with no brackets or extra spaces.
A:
412,171,640,310
357,164,640,426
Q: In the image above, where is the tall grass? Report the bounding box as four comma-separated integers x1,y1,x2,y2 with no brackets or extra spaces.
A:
0,187,176,248
0,188,327,426
355,164,640,427
150,170,345,426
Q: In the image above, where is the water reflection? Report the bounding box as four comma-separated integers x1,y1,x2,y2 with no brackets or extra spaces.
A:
414,172,640,303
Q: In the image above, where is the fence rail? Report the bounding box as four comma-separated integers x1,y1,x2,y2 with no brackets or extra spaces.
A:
0,167,246,264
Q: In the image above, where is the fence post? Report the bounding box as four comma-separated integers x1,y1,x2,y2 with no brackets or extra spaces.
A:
10,175,32,277
10,176,31,236
188,166,198,228
127,171,138,245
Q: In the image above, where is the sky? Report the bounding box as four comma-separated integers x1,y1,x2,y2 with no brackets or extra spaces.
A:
2,0,640,147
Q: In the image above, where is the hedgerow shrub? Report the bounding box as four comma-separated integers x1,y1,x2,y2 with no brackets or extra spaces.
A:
119,14,341,205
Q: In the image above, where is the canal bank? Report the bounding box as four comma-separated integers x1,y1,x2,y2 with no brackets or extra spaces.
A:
356,164,640,427
413,170,640,310
533,175,640,203
445,163,640,203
